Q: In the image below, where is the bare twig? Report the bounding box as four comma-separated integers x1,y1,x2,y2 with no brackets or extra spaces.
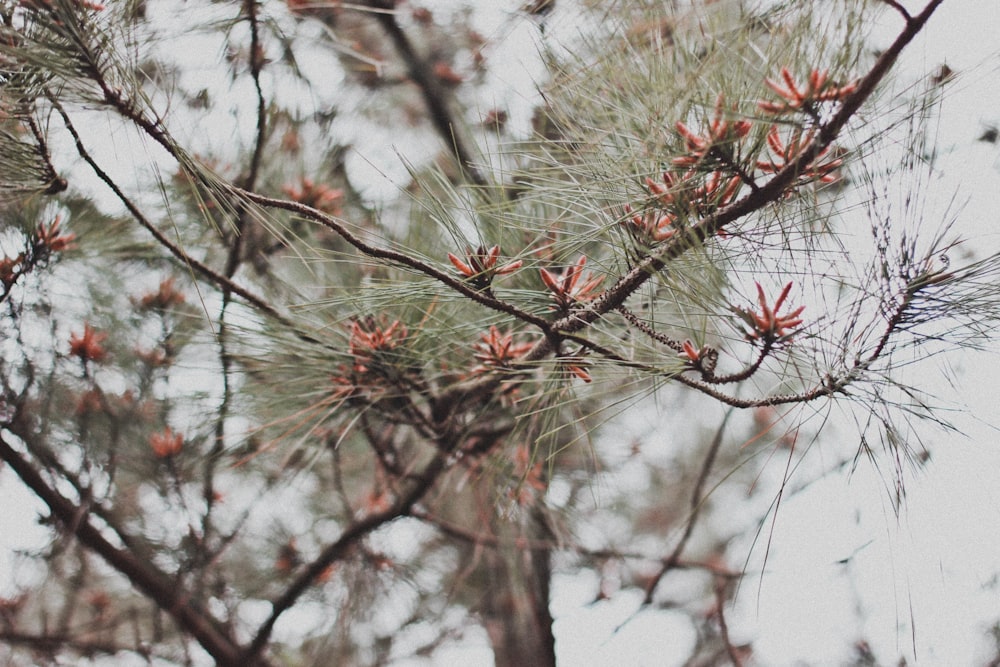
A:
366,1,488,188
879,0,912,21
0,435,261,667
642,411,731,603
0,631,128,659
616,305,775,384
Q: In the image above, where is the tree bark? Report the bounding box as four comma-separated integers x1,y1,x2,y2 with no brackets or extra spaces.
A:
480,506,557,667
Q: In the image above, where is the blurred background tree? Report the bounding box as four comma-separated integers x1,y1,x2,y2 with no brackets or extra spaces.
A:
0,0,996,665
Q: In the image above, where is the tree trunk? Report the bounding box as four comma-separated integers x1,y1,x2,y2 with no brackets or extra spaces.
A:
480,507,557,667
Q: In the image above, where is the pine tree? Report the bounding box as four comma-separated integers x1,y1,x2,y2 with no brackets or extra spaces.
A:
1,1,993,665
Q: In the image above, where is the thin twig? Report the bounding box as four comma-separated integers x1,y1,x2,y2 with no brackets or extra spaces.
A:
24,111,67,194
879,0,912,21
0,435,259,667
643,411,731,604
51,100,291,328
616,305,775,384
714,577,745,667
367,1,488,188
0,632,127,658
203,0,272,574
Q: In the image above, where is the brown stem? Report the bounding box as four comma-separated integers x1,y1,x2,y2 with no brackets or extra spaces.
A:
367,1,488,188
643,411,730,603
243,444,454,662
24,111,66,194
616,305,775,384
0,435,260,667
242,0,268,192
879,0,912,21
714,576,745,667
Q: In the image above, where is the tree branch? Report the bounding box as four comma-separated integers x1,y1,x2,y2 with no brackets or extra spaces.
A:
0,434,261,667
51,100,291,328
243,442,455,662
643,411,731,603
557,0,946,338
233,188,551,329
366,1,488,188
242,0,268,192
430,0,947,413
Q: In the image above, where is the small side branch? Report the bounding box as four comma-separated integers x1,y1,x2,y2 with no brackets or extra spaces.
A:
879,0,912,21
25,112,67,194
643,411,731,604
367,1,488,188
0,435,257,667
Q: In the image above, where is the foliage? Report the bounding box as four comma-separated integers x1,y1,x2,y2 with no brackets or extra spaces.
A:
0,0,995,665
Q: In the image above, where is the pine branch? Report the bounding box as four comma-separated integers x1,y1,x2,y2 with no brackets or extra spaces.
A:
233,188,552,329
0,434,261,667
51,47,548,334
242,438,455,662
366,0,488,188
432,0,946,414
562,0,946,338
51,100,293,328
